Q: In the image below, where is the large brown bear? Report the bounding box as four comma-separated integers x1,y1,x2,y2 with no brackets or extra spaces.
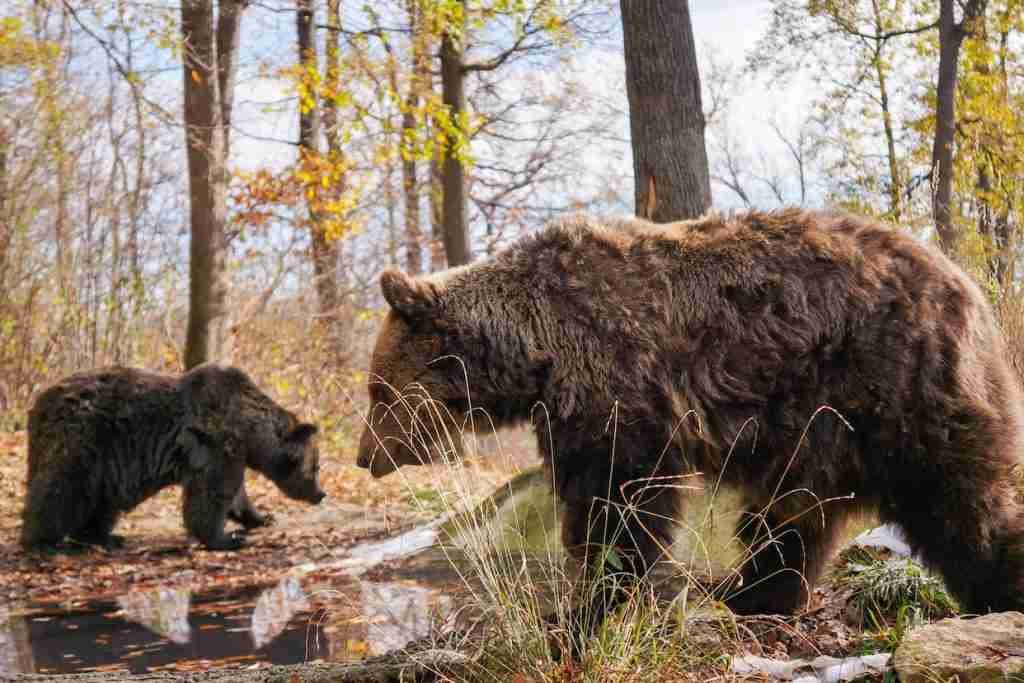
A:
356,209,1024,636
22,364,325,551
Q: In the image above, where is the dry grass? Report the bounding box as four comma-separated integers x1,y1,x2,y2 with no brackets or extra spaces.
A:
360,385,882,680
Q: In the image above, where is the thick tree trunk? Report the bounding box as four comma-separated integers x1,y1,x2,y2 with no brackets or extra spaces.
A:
620,0,711,222
439,5,471,267
931,0,986,253
216,0,244,154
181,0,233,370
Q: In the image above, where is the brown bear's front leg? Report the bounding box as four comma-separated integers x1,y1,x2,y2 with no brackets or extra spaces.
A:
724,504,839,615
555,442,684,652
182,459,246,551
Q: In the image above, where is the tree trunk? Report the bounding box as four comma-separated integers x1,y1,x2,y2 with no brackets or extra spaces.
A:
931,0,986,253
0,125,9,298
620,0,711,222
871,0,900,221
439,5,471,267
319,0,356,362
402,120,421,274
428,156,446,271
181,0,234,370
297,0,341,353
216,0,244,154
402,0,427,275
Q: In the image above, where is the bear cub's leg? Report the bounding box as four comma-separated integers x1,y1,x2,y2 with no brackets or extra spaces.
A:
21,470,109,551
182,463,246,551
69,505,125,549
228,483,273,529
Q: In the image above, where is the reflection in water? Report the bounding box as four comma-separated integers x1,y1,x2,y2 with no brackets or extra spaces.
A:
0,605,32,674
359,581,452,655
115,575,192,645
251,575,311,649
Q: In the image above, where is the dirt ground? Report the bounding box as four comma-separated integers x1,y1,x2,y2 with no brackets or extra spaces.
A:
0,430,530,605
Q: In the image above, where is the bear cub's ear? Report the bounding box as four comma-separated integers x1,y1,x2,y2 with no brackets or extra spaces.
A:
286,423,318,444
381,269,435,317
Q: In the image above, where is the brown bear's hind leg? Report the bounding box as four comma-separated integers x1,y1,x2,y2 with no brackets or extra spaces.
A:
886,479,1024,615
724,504,842,616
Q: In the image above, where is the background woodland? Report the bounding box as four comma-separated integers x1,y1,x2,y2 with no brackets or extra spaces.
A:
1,0,1023,454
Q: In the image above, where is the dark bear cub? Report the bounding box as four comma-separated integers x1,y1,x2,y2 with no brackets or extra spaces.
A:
356,209,1024,643
21,363,325,551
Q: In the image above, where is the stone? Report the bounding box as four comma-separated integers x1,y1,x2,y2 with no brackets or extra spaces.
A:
893,612,1024,683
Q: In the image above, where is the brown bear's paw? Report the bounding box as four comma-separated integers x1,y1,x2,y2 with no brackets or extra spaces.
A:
723,585,806,617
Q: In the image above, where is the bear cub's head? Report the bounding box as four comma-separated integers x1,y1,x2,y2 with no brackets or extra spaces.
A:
268,422,325,504
181,364,327,504
356,269,471,478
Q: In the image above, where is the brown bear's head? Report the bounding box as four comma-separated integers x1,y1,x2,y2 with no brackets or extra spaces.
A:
355,269,474,478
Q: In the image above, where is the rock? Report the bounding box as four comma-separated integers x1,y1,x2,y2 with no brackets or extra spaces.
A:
730,652,891,681
893,611,1024,683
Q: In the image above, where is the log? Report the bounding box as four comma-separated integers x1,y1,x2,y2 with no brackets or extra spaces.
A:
0,648,470,683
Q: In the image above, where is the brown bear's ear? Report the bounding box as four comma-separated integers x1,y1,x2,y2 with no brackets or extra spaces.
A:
380,268,436,317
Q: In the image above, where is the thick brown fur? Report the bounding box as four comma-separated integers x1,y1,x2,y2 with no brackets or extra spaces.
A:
22,364,324,551
356,209,1024,636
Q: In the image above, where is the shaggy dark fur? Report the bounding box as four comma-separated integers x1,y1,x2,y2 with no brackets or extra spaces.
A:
22,364,325,551
356,209,1024,637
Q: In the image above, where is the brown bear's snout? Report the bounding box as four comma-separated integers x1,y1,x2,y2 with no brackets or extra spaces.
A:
356,421,406,478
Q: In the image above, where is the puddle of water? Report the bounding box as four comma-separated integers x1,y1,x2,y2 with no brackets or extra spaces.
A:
0,568,455,675
7,581,330,675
